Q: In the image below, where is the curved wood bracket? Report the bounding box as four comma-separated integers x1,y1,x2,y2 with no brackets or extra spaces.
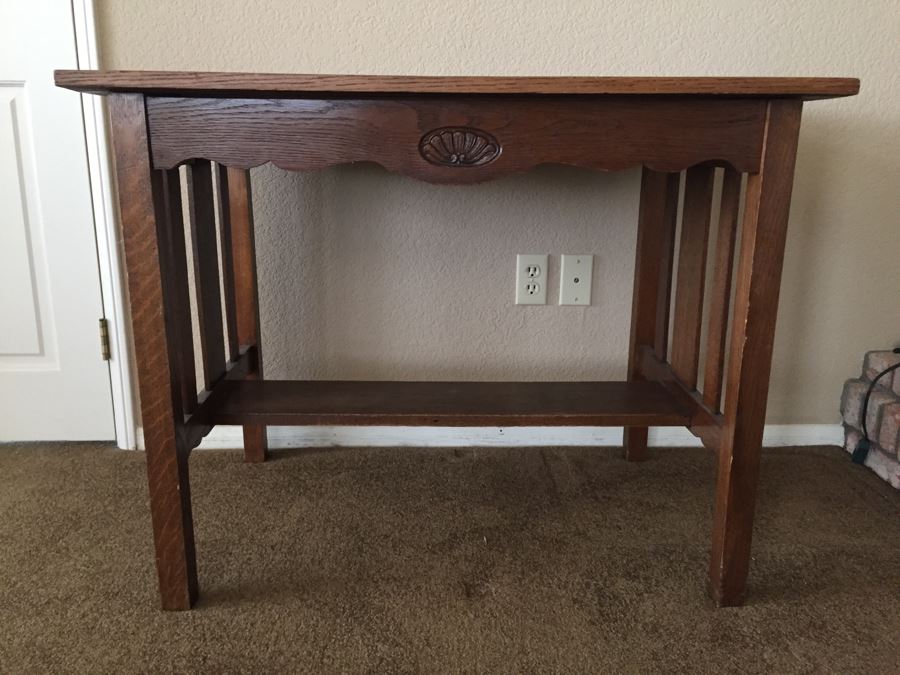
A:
147,96,767,183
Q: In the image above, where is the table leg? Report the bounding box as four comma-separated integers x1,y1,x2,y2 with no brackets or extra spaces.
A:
109,94,199,610
223,167,269,463
624,168,679,460
709,100,802,606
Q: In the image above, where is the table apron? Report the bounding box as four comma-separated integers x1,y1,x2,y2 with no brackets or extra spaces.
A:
145,96,768,181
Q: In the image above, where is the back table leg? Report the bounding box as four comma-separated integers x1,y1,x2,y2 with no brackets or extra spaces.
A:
624,169,679,461
223,167,268,463
709,100,802,606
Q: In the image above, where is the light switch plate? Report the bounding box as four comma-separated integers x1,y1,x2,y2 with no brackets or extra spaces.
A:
515,254,548,305
559,254,593,305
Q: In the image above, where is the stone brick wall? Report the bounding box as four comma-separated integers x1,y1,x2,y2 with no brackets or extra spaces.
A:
841,351,900,489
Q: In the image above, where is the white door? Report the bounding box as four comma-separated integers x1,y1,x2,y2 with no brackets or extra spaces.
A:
0,0,114,440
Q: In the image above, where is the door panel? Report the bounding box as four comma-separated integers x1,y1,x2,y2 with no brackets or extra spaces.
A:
0,1,114,440
0,85,53,361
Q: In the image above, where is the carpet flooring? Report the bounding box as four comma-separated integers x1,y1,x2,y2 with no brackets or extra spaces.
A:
0,442,898,673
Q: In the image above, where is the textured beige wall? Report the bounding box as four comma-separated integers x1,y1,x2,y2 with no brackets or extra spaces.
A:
97,0,899,424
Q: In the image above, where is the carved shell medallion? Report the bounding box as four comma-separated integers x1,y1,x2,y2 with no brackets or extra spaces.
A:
419,127,501,167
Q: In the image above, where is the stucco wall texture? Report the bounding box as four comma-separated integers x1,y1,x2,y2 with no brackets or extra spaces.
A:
96,0,899,424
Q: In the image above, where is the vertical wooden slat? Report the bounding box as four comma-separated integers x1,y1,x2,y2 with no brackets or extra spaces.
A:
108,94,198,610
226,167,269,463
653,175,680,360
161,168,198,413
215,165,240,362
710,100,803,606
189,161,226,388
702,167,742,410
623,168,680,461
670,165,716,389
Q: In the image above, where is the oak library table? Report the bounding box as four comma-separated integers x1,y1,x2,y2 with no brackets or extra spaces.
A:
55,71,859,610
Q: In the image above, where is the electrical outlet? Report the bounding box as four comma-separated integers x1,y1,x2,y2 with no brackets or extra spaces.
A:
559,254,593,305
515,254,548,305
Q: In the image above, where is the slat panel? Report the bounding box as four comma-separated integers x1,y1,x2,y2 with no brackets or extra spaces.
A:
201,380,693,427
160,169,198,413
188,161,226,388
215,165,240,362
670,165,716,389
702,167,742,410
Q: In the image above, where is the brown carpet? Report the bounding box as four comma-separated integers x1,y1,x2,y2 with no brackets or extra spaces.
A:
0,443,898,673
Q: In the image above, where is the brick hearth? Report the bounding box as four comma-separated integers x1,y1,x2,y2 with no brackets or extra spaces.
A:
841,351,900,489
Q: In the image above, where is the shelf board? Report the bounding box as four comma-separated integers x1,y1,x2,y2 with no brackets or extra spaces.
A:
199,380,692,427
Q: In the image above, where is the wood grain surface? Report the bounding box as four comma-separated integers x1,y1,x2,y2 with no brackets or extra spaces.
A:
702,167,742,411
636,346,724,453
671,165,716,389
55,70,859,100
214,165,240,364
108,94,198,611
709,100,803,607
624,169,680,461
223,168,268,463
188,162,226,388
81,70,849,611
159,168,198,415
200,380,693,428
146,96,769,181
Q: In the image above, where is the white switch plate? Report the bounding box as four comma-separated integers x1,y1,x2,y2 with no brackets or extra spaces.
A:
515,254,548,305
559,254,593,305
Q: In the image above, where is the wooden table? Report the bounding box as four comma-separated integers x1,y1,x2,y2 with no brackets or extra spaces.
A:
56,71,858,610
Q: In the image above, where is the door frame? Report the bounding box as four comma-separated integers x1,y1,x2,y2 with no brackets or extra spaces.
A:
73,0,136,449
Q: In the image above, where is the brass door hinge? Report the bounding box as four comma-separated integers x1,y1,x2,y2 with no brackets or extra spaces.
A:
99,318,111,361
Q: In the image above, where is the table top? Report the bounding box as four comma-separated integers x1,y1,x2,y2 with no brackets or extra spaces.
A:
55,70,859,100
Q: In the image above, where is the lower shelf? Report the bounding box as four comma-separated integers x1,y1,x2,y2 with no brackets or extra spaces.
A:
200,380,692,427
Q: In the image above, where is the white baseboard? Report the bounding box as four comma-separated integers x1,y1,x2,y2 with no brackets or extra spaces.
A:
133,424,843,451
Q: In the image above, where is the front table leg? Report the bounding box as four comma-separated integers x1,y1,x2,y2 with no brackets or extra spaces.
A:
710,100,802,605
109,94,199,609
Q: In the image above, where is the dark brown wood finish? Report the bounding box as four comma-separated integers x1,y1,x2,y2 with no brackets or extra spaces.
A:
55,70,859,99
200,380,692,428
60,71,855,610
636,346,723,452
108,94,198,610
670,165,716,389
624,169,680,461
224,167,268,463
182,345,258,452
188,162,226,388
145,97,769,182
215,165,240,363
652,177,681,362
709,100,803,606
702,167,742,411
160,168,198,414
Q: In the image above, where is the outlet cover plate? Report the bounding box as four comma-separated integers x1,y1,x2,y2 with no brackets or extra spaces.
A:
559,254,593,305
515,254,548,305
